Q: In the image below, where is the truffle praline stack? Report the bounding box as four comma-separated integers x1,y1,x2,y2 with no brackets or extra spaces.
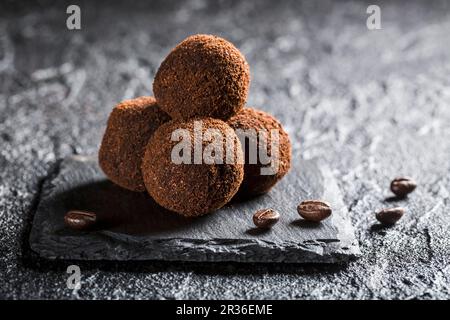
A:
141,118,244,217
227,107,292,197
153,34,250,121
99,34,293,218
99,96,171,192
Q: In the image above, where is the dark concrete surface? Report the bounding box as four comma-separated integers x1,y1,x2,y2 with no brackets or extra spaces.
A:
1,0,449,299
29,156,359,263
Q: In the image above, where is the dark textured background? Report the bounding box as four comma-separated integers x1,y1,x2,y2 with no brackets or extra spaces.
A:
1,0,449,299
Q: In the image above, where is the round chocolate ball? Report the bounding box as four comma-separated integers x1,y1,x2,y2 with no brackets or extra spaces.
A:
141,118,244,217
99,96,171,192
227,107,292,197
153,34,250,121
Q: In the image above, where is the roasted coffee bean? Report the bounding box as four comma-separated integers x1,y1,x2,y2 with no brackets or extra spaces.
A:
64,210,97,230
376,207,405,225
297,200,332,222
253,209,280,229
390,177,417,197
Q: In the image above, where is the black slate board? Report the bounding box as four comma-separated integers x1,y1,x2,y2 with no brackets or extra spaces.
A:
29,155,360,263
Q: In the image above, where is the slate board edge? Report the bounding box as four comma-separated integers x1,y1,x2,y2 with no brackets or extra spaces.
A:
30,235,360,263
29,156,361,263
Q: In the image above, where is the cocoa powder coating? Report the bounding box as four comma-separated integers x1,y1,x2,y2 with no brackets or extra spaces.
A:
141,118,244,217
99,96,171,191
227,107,292,197
153,34,250,121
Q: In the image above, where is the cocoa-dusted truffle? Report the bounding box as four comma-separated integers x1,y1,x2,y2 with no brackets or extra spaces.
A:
99,96,171,192
153,34,250,121
227,107,292,197
141,118,244,217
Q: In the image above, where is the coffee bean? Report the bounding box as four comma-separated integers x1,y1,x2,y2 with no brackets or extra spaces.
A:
390,177,417,197
297,200,332,222
64,210,97,230
253,209,280,229
376,207,405,225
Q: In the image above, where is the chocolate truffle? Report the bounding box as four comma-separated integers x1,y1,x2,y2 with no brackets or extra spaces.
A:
153,34,250,121
141,118,244,217
227,108,292,197
99,96,171,192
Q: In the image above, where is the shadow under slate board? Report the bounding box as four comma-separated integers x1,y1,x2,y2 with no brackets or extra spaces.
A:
29,155,360,263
